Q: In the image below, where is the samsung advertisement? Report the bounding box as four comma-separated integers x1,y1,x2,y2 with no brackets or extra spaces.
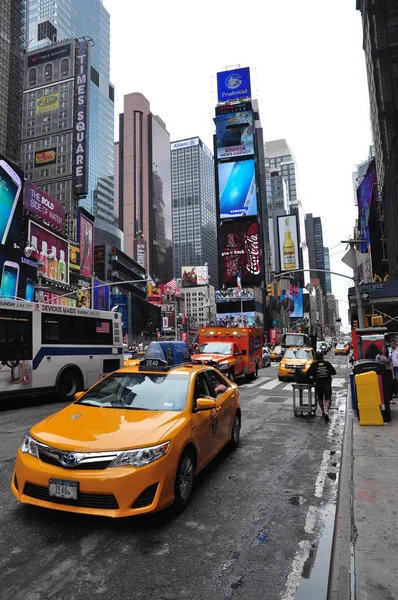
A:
219,219,261,286
216,111,254,159
218,160,257,219
217,67,251,103
0,155,37,301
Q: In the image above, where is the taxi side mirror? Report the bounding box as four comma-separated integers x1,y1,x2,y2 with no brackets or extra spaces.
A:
196,398,216,411
74,391,85,401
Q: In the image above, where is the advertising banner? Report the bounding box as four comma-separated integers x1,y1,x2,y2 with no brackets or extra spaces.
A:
216,312,262,328
69,244,80,272
36,93,59,115
24,180,65,231
0,155,37,301
37,290,76,307
217,67,251,103
110,293,128,334
218,159,257,219
219,219,261,286
73,39,90,196
280,286,304,318
27,43,71,67
268,217,276,272
135,240,147,270
181,266,208,287
93,279,110,311
215,287,254,302
269,329,278,345
357,159,376,252
78,209,94,278
171,138,199,151
216,110,254,159
28,221,69,284
34,148,57,167
277,214,299,273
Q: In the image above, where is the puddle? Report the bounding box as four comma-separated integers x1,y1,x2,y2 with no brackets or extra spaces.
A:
289,495,308,506
294,505,336,600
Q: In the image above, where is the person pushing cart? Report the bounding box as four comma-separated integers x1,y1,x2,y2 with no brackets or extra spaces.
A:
306,351,336,422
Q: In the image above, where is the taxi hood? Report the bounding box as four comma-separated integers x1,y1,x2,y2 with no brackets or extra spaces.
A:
30,403,183,452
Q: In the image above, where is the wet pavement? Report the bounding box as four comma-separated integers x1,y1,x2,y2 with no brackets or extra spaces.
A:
0,356,350,600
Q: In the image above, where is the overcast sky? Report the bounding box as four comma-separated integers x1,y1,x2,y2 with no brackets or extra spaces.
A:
104,0,372,330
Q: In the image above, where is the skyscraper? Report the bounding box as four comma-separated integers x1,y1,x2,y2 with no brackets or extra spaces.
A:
264,139,298,209
26,0,115,228
305,214,326,295
0,0,26,164
170,137,217,286
323,247,332,294
118,93,172,282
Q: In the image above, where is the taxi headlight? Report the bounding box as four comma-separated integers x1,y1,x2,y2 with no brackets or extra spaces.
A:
111,441,170,467
280,363,286,369
20,432,39,458
218,362,229,370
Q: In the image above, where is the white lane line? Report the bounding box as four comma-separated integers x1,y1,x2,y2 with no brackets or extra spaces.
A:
239,376,270,389
259,379,280,390
327,412,338,439
304,505,318,534
281,540,312,600
283,383,293,391
333,378,346,388
314,449,330,498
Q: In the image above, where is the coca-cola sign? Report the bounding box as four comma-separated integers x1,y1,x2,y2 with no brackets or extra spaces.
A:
219,219,262,286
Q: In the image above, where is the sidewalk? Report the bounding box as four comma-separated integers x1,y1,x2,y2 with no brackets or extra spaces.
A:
352,402,398,599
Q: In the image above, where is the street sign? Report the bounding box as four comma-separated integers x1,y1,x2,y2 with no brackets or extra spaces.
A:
360,293,370,300
359,283,384,293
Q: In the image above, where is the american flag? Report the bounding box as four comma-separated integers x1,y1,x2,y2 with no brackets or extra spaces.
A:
165,278,179,292
96,321,110,334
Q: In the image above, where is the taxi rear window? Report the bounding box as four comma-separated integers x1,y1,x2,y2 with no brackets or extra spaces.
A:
77,372,190,411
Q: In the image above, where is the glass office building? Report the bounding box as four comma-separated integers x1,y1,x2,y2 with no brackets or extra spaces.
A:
27,0,115,225
171,137,217,287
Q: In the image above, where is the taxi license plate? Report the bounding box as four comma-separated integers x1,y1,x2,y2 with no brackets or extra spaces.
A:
49,479,78,500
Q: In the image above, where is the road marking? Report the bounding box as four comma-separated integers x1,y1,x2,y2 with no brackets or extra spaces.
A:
283,383,293,391
333,378,346,388
304,505,318,534
259,379,280,390
281,540,311,600
315,449,330,498
239,376,270,389
327,413,338,439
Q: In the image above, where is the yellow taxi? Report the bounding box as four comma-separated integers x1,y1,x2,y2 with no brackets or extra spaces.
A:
270,345,283,361
278,346,315,381
11,342,241,518
335,343,349,356
124,350,146,367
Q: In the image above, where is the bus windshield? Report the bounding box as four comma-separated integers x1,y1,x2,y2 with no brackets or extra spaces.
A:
282,333,310,348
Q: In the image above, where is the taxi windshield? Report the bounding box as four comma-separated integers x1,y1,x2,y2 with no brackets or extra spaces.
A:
77,373,190,411
196,342,232,356
284,349,312,360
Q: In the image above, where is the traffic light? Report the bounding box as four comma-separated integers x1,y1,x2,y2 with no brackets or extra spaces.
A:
275,282,281,297
267,283,274,297
266,282,281,297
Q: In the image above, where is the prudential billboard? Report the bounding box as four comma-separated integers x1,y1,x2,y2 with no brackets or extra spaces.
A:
217,67,251,103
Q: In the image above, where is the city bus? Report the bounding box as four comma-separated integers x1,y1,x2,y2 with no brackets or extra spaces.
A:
281,332,311,349
0,299,123,402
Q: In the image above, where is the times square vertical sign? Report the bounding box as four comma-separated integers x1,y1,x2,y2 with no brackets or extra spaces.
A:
73,40,90,196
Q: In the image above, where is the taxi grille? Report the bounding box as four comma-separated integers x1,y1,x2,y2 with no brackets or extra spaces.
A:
38,449,114,470
132,483,158,508
23,482,119,509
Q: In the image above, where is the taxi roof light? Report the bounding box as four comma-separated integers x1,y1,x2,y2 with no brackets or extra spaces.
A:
138,341,193,371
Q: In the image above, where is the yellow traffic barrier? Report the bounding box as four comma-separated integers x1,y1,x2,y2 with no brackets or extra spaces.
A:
355,371,384,426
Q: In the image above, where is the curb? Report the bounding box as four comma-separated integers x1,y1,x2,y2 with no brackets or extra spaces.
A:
327,383,355,600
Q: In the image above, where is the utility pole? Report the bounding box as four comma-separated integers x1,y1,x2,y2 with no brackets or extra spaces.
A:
341,239,366,329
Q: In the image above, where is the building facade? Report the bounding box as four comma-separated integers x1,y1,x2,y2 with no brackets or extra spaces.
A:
324,247,332,294
171,137,217,286
118,92,172,283
0,0,26,164
179,284,216,329
357,0,398,278
305,213,327,295
26,0,116,230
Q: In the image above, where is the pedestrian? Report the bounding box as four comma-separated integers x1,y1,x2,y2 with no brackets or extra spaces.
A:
376,345,394,404
306,351,336,422
390,340,398,398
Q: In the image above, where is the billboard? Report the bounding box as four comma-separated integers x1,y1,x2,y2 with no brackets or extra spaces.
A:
268,217,276,272
35,93,59,115
218,159,257,219
28,221,69,284
111,293,128,334
277,214,299,273
37,290,76,307
219,219,261,286
73,39,90,196
69,244,80,272
93,279,110,311
135,240,147,270
78,209,94,278
34,149,57,167
280,286,304,318
357,159,376,252
171,138,199,151
217,67,251,103
216,111,254,159
24,180,65,231
0,155,37,301
181,266,208,287
27,43,71,67
216,312,263,328
215,287,254,302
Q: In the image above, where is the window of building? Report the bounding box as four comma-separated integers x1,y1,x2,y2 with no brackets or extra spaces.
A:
61,58,69,77
109,85,115,102
44,63,53,82
29,68,37,86
91,67,100,87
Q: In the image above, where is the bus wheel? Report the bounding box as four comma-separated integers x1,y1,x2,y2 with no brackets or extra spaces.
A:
57,368,83,402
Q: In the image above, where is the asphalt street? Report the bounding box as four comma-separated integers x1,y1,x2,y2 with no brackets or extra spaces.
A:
0,355,350,600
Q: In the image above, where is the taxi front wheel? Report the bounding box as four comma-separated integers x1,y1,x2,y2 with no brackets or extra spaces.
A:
229,413,240,450
174,450,195,508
